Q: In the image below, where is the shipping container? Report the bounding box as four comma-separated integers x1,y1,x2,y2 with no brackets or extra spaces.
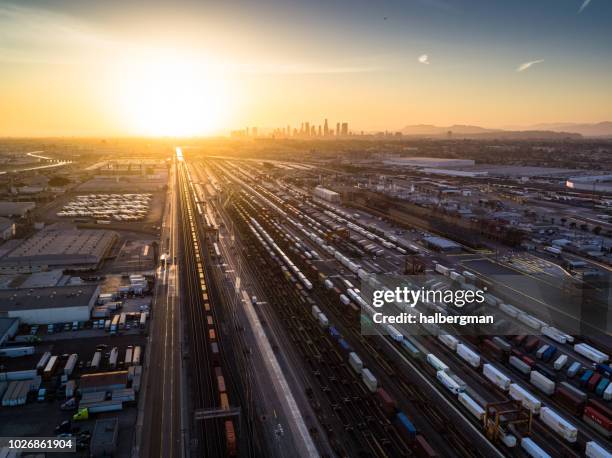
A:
456,344,480,368
509,384,541,414
509,356,531,375
458,392,485,420
396,412,417,441
555,383,586,415
521,438,551,458
530,371,555,396
567,361,581,378
376,388,397,416
596,378,610,397
524,336,540,353
361,368,378,393
540,407,577,443
553,354,568,371
427,354,449,373
583,406,612,438
438,334,459,351
483,364,511,391
574,343,608,364
436,371,463,394
588,373,603,392
585,441,611,458
348,352,363,374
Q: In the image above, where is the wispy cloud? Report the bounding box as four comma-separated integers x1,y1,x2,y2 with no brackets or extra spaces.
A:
578,0,592,13
516,59,544,72
418,54,430,65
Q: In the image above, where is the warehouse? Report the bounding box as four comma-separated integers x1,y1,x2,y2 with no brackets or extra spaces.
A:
0,284,99,324
313,186,340,203
0,217,15,240
0,227,117,273
0,202,35,218
424,236,462,253
0,317,20,346
383,157,475,168
91,418,119,457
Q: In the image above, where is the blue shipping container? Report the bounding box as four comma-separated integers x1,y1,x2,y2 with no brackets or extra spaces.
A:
596,364,612,378
542,346,556,362
338,338,351,352
580,370,594,387
396,412,417,440
595,378,610,397
401,339,421,359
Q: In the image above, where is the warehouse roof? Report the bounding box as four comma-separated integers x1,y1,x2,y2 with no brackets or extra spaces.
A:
424,236,462,250
0,228,116,268
0,284,99,312
0,202,35,217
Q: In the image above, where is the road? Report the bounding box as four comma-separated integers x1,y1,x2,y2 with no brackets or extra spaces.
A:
136,157,185,458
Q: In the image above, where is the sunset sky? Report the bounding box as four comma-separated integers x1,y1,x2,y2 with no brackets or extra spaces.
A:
1,0,611,136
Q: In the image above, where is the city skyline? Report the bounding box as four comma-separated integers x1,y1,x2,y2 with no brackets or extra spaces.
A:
1,0,611,137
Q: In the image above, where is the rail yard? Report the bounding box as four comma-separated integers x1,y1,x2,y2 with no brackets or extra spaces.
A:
169,149,612,458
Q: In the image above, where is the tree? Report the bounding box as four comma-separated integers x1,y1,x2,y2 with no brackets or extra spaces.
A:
593,226,602,235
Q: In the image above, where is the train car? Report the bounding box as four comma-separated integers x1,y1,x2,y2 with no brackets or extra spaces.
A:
595,364,612,378
395,412,417,442
215,367,226,393
540,407,578,443
588,373,602,392
456,344,480,368
402,338,422,359
521,438,551,458
583,406,611,438
580,370,595,388
376,388,397,417
513,335,527,346
595,378,610,397
482,339,505,361
524,336,540,353
555,383,586,415
225,421,237,456
414,435,438,457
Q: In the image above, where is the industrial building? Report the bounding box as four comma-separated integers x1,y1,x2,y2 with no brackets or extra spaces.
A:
0,217,15,240
91,417,119,458
0,284,99,324
313,186,341,203
0,202,35,218
0,227,117,273
0,269,66,290
424,236,462,253
0,317,20,346
382,157,475,168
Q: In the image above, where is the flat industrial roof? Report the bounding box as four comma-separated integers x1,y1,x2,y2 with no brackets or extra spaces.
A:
0,317,19,338
0,284,98,312
0,228,116,267
424,236,462,249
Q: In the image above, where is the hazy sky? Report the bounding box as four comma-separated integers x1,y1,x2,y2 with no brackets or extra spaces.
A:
1,0,611,136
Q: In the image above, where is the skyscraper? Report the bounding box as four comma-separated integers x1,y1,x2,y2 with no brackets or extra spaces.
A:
341,122,348,136
324,119,329,136
318,125,322,136
305,122,310,136
336,122,340,136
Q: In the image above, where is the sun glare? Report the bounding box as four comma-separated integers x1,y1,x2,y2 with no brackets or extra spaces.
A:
118,53,231,137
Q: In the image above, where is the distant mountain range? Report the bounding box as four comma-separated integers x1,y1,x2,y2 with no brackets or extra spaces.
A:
399,122,612,139
522,122,612,137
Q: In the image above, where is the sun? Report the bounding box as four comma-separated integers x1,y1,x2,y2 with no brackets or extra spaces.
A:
118,53,231,137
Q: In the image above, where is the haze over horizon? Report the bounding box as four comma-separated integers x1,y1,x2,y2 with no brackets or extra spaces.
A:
1,0,611,137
